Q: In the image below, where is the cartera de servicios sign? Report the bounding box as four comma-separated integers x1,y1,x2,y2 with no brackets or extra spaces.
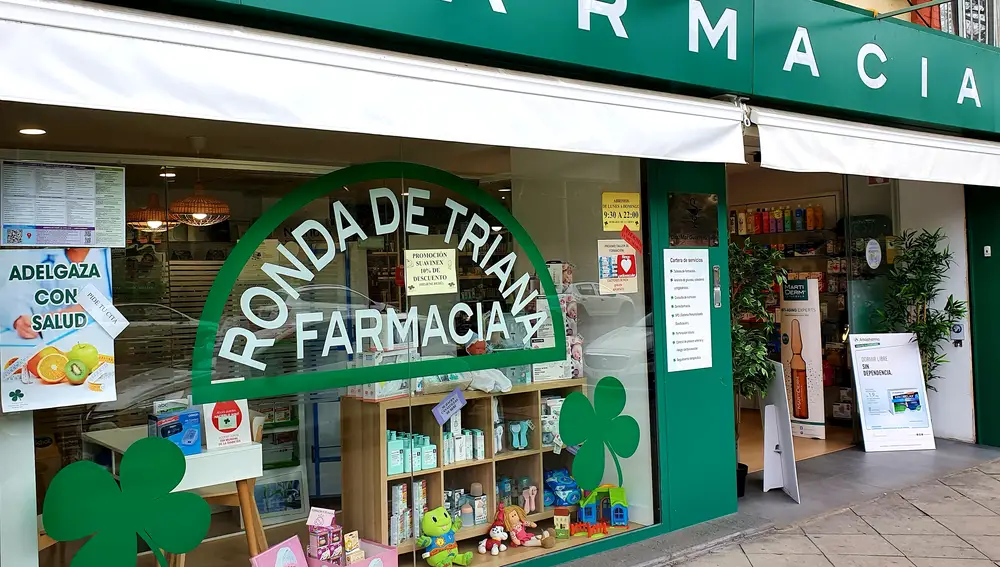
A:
190,162,567,404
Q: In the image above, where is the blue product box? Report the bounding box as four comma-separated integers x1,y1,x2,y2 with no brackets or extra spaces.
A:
148,409,202,456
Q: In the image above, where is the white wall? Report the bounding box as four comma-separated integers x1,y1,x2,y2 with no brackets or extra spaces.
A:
897,181,975,443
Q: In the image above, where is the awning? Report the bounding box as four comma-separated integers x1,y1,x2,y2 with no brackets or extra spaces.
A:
0,0,746,164
750,107,1000,186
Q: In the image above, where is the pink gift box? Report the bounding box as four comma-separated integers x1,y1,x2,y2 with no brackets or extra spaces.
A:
309,540,395,567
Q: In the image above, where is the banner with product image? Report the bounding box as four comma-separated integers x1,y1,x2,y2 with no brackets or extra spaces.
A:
0,248,117,412
780,279,825,439
849,333,935,452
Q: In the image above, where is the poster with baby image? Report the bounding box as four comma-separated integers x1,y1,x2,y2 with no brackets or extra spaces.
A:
0,248,117,412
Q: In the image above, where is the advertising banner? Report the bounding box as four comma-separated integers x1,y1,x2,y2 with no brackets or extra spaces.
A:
849,333,936,452
780,279,825,439
598,239,638,295
0,248,117,412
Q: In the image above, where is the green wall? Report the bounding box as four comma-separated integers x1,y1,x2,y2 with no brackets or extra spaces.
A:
647,160,737,528
966,186,1000,447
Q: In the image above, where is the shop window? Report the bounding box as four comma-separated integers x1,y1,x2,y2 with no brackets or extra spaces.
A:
21,127,658,567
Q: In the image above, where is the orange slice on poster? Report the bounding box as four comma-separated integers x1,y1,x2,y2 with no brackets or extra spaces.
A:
37,354,69,384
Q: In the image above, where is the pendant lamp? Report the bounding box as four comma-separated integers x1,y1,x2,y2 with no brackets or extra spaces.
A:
127,193,176,233
168,135,231,226
168,179,231,226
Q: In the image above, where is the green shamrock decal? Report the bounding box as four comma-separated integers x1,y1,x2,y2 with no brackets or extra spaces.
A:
42,437,211,567
559,376,640,491
8,389,23,401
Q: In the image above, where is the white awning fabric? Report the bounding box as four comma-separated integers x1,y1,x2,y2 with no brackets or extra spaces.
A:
0,0,746,164
751,107,1000,186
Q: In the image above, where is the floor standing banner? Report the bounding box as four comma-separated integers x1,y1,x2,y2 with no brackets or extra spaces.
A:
849,333,936,452
780,279,825,439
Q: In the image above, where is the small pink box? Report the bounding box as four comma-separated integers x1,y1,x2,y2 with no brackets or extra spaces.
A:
308,540,396,567
251,535,309,567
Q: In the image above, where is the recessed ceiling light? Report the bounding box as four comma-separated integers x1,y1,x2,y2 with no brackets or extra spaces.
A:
159,167,176,178
499,188,512,192
491,226,502,232
19,128,46,136
401,192,410,197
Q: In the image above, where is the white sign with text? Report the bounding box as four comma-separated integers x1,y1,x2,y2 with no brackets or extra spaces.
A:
664,249,712,372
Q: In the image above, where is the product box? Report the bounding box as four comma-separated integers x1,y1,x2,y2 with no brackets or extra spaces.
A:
252,535,309,567
307,507,342,559
345,549,366,564
531,336,570,382
148,409,202,456
473,495,488,524
325,540,396,567
547,262,574,294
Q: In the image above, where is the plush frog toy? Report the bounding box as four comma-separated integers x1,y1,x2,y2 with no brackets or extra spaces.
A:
416,507,474,567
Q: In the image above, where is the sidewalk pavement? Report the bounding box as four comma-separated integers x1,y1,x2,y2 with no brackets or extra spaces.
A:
677,459,1000,567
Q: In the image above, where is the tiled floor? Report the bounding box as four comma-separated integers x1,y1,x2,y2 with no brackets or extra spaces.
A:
564,439,1000,567
672,456,1000,566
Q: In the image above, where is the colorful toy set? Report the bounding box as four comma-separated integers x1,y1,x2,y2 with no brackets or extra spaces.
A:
578,485,629,528
553,507,572,539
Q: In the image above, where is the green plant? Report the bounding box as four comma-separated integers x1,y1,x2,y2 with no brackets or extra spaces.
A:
876,229,967,389
559,376,640,491
42,437,211,567
729,238,786,462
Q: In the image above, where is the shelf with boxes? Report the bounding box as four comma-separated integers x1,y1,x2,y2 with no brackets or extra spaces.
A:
339,378,584,557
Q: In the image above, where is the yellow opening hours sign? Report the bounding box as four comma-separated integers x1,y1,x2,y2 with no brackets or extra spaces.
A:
602,192,641,232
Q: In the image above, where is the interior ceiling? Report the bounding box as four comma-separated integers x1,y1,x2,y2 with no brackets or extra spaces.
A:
0,101,512,178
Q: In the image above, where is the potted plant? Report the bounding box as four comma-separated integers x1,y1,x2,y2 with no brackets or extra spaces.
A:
729,238,786,497
875,229,967,389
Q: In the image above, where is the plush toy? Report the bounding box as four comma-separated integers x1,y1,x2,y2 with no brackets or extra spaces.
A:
477,504,509,556
503,504,555,549
416,506,474,566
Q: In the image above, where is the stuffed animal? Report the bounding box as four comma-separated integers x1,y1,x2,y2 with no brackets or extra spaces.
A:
416,507,474,567
477,504,509,556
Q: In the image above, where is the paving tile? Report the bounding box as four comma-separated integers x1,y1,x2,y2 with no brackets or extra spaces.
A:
740,533,821,555
826,557,916,567
863,515,952,535
682,546,753,567
807,534,902,556
909,559,999,566
884,535,987,560
746,553,833,567
936,516,1000,536
976,461,1000,475
853,493,927,519
901,483,996,517
801,510,878,535
941,471,1000,493
962,536,1000,561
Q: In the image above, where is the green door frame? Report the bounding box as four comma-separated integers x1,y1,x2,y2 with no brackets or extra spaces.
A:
966,186,1000,447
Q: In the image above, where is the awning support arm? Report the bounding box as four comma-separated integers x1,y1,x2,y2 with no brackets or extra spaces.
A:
874,0,952,19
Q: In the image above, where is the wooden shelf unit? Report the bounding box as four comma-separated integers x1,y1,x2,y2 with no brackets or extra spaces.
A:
340,378,586,556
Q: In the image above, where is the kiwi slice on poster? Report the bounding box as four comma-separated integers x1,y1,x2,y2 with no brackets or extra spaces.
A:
64,359,90,385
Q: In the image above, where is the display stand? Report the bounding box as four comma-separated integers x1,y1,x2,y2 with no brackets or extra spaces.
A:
340,378,584,555
761,361,800,503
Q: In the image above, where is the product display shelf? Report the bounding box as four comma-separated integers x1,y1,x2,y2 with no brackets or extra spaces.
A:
745,229,838,243
340,378,585,556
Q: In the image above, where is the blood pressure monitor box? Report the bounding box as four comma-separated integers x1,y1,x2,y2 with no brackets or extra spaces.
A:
148,409,203,455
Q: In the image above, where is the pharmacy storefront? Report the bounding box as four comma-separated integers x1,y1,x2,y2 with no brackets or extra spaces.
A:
3,0,1000,566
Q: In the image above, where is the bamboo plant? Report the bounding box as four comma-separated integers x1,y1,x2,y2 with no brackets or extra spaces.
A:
876,229,967,389
729,238,787,462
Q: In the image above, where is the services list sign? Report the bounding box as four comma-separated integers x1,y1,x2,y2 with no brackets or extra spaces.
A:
664,249,712,372
850,333,936,452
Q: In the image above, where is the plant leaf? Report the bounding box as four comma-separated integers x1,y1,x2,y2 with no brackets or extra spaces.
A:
43,460,122,542
142,492,211,554
558,391,597,447
570,439,606,492
119,437,186,502
69,527,136,567
593,376,627,421
607,415,640,458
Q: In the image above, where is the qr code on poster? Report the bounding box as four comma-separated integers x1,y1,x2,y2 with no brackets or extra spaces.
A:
84,231,92,244
5,229,22,244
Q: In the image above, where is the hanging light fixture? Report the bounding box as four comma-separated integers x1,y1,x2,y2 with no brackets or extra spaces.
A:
127,193,176,233
168,136,231,226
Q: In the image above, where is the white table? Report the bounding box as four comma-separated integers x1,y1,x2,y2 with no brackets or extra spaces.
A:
82,426,266,564
82,426,262,491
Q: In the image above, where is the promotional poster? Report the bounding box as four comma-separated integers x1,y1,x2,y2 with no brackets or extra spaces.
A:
780,279,825,439
849,333,936,452
0,248,117,412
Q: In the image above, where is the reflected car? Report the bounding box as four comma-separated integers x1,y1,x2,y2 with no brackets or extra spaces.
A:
570,282,635,323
